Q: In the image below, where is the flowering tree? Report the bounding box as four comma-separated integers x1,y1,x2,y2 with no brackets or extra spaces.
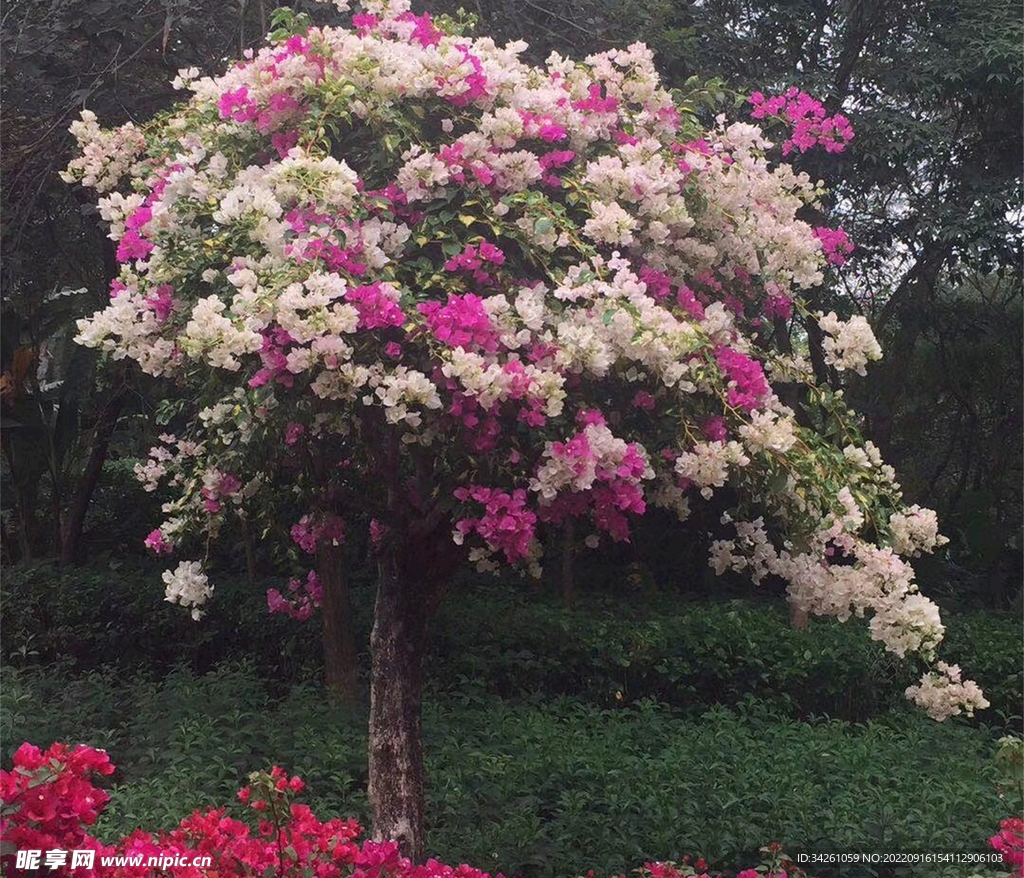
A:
63,0,988,859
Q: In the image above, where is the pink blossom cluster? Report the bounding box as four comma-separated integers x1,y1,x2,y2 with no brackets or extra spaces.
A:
116,206,155,262
749,88,854,155
250,327,300,389
216,35,325,134
200,469,242,514
519,110,568,143
143,528,175,554
714,346,770,412
419,294,500,352
990,818,1024,877
532,412,652,542
812,226,854,266
346,282,407,330
291,514,346,554
444,242,506,284
453,485,537,563
300,239,369,277
267,571,324,621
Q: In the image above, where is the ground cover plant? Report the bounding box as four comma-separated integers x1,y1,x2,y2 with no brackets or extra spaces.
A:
2,654,1020,878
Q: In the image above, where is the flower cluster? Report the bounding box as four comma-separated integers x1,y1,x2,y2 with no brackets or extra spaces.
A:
161,560,213,620
531,412,653,542
749,88,854,155
817,311,882,376
63,0,980,717
267,571,324,620
454,485,538,565
291,513,347,554
904,661,990,722
990,818,1024,877
1,742,114,872
812,226,854,266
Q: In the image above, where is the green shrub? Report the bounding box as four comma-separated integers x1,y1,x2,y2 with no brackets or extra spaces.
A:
4,563,1018,726
1,663,1016,878
424,585,1022,727
0,559,365,682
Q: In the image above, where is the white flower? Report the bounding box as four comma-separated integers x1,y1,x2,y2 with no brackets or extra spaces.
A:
818,312,882,375
583,200,637,246
162,561,213,620
738,410,796,454
674,440,750,498
889,505,948,557
905,662,989,721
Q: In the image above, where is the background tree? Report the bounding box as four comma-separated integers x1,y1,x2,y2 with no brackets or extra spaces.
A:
0,0,278,562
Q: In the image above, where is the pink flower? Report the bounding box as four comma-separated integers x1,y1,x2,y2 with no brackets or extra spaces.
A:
144,529,174,554
715,346,769,412
145,284,174,322
749,88,854,154
764,293,793,321
813,226,855,266
455,485,537,563
703,416,728,442
631,390,656,411
284,422,305,446
396,11,444,46
345,282,406,329
115,230,153,263
418,293,499,352
218,85,258,123
369,518,389,548
267,571,322,620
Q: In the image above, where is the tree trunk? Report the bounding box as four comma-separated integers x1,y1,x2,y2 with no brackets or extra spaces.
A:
368,538,431,862
364,428,458,861
789,602,809,629
59,378,126,564
319,540,359,703
561,518,575,609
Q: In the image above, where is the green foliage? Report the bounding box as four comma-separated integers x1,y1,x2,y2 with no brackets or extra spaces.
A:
424,585,1023,729
857,273,1023,596
3,564,1018,727
1,662,1015,878
0,559,351,680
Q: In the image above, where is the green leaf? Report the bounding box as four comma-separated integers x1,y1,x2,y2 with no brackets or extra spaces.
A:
533,217,554,236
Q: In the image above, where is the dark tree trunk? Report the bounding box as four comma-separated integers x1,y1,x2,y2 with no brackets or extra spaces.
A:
368,537,432,862
240,515,257,585
365,430,458,861
59,377,126,564
319,540,359,703
561,518,575,608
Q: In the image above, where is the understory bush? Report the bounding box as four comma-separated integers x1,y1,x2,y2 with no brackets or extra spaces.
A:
1,662,1018,878
2,564,1019,727
425,586,1023,728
